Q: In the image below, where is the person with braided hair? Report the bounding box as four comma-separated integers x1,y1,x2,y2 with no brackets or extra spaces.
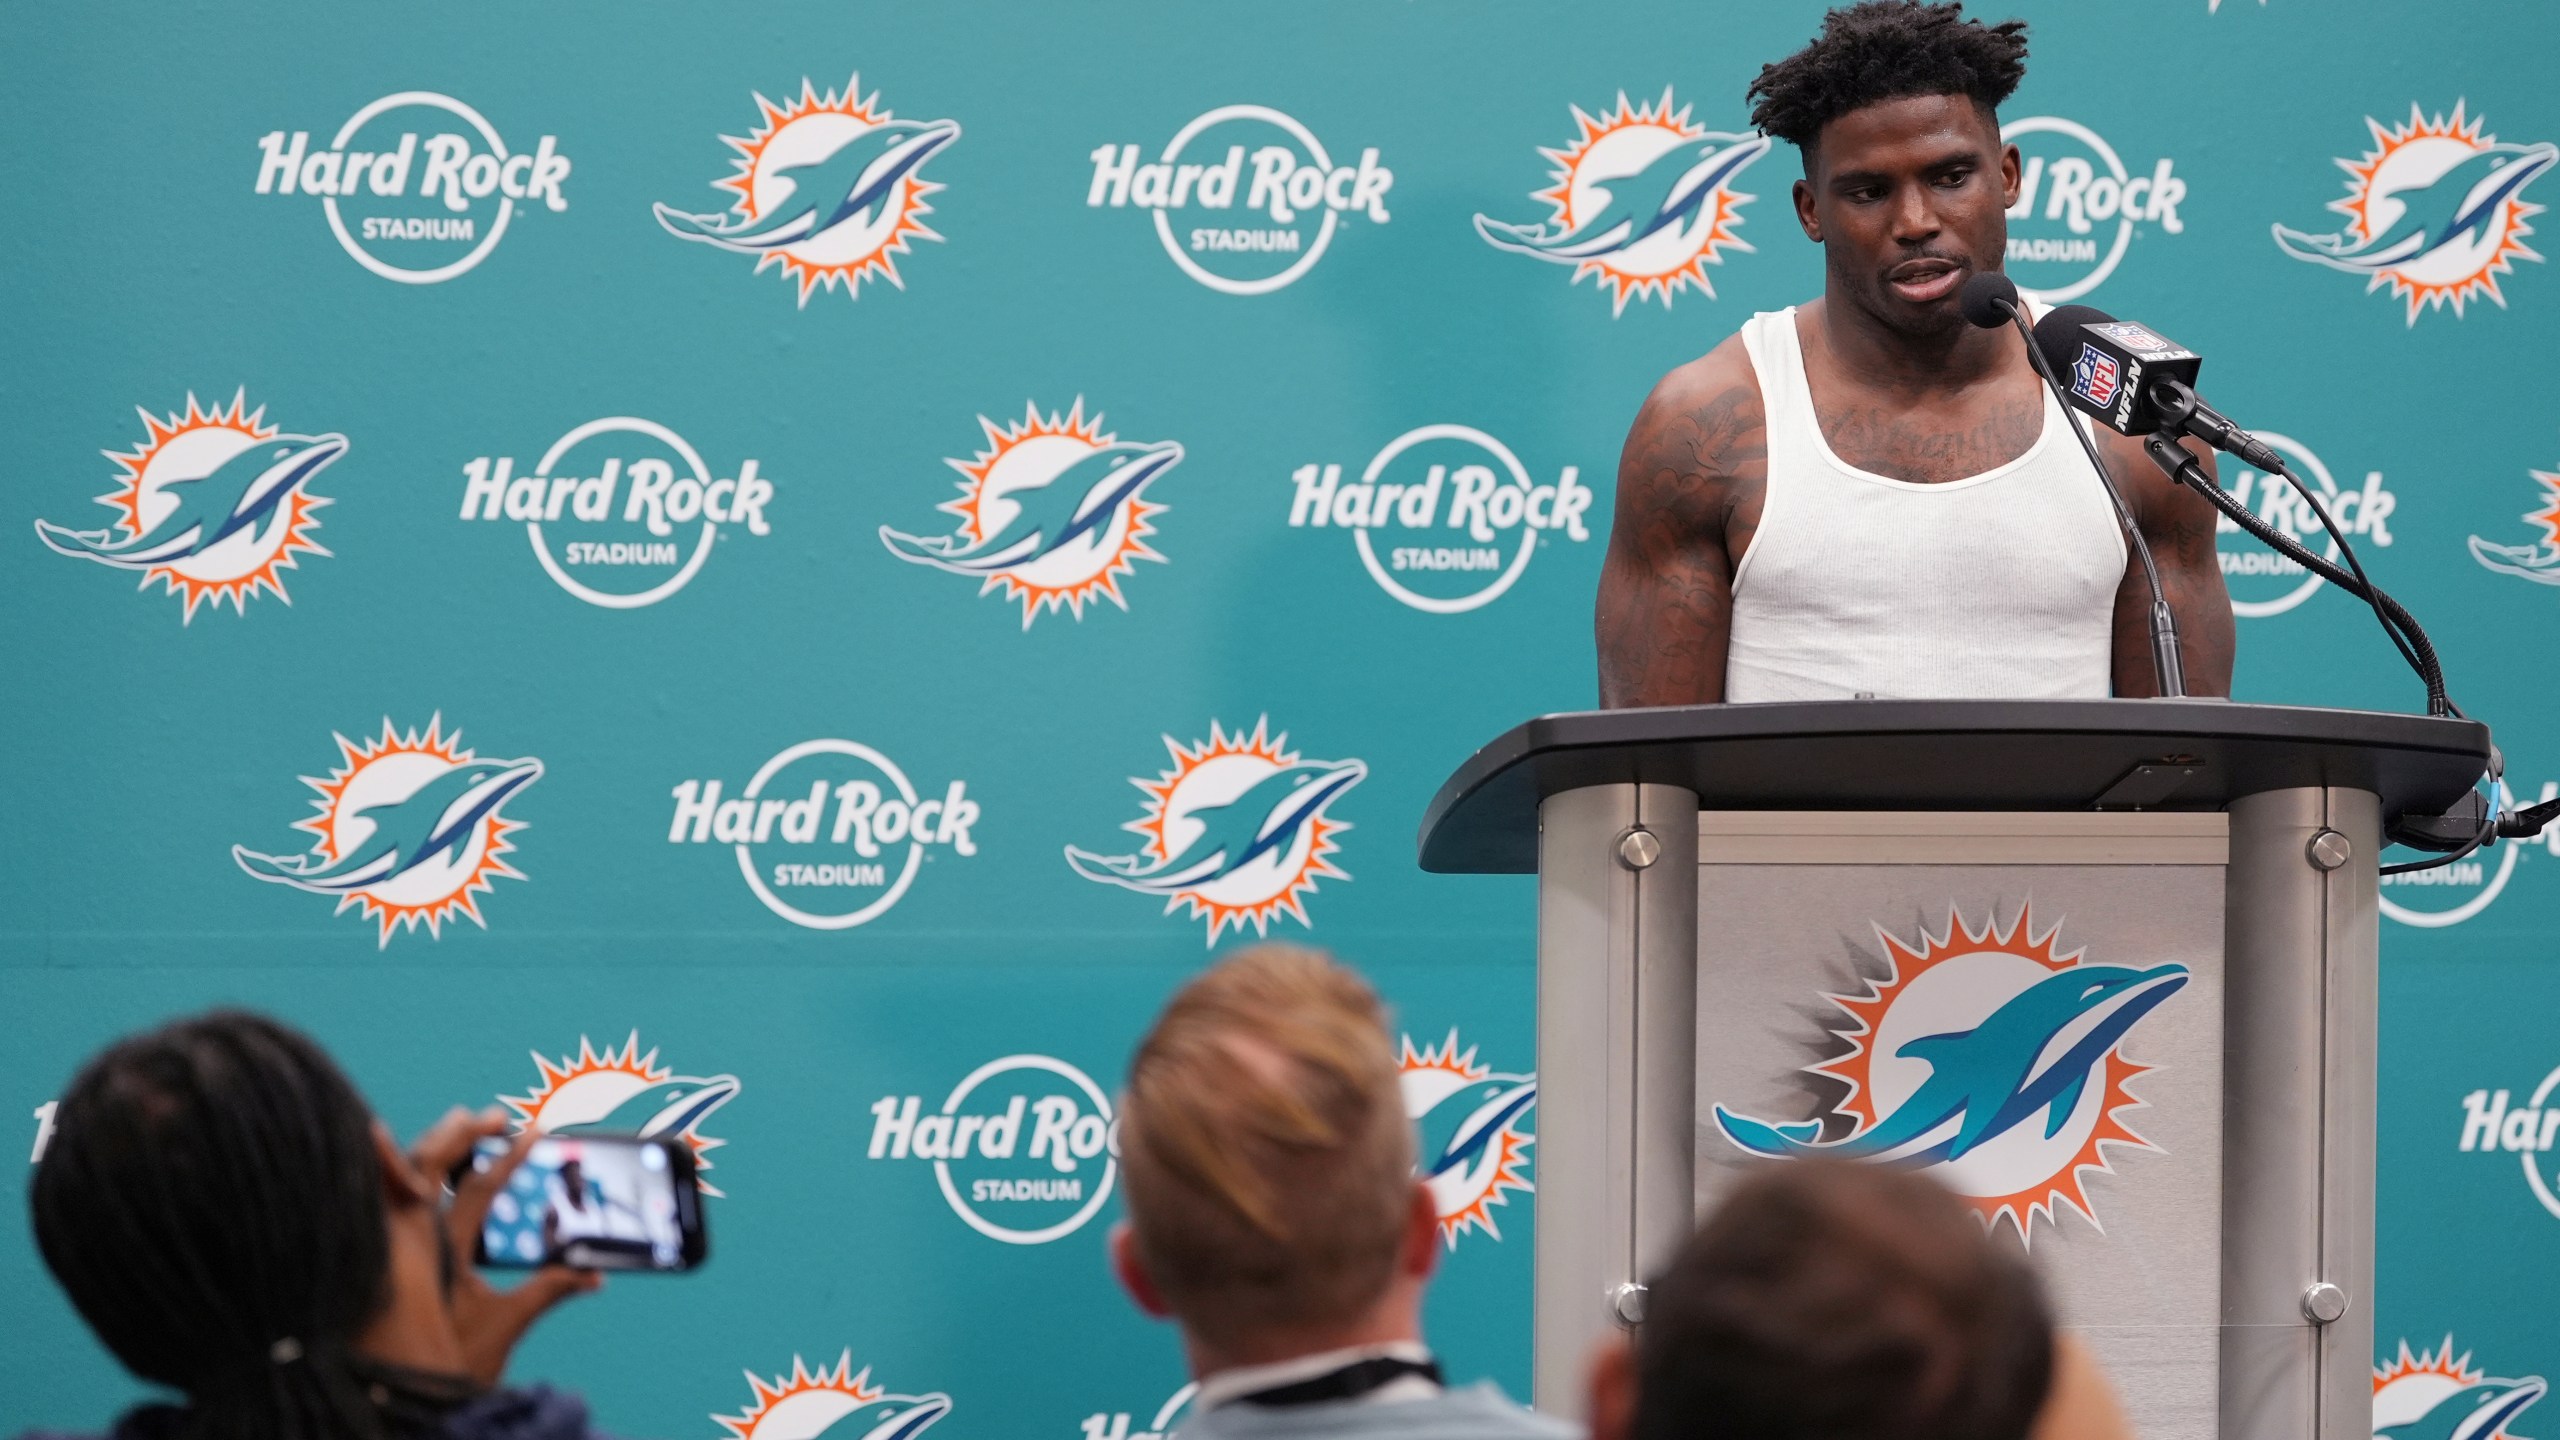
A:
20,1011,611,1440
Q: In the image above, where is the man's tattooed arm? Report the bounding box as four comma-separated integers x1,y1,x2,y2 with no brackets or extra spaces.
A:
1596,342,1768,708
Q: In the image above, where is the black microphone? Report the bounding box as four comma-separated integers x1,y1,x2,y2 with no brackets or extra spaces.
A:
2028,306,2285,474
1958,272,2186,698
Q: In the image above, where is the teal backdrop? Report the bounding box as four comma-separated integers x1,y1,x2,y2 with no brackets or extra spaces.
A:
5,1,2558,1435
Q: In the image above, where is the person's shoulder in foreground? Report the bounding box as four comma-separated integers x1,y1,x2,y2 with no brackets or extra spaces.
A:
1176,1382,1576,1440
19,1383,610,1440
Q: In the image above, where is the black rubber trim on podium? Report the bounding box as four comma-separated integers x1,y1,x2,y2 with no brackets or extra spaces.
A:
1417,698,2492,874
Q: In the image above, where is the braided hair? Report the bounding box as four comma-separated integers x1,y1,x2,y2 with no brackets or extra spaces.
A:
1748,2,2030,158
30,1011,465,1440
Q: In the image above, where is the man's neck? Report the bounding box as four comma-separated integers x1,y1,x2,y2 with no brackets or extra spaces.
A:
1183,1291,1426,1384
1811,287,2013,396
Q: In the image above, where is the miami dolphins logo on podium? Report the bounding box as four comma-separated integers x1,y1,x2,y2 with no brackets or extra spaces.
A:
716,1352,951,1440
879,401,1182,627
1065,719,1364,945
2470,463,2560,587
1398,1030,1534,1245
1714,905,2186,1241
2374,1337,2545,1440
231,717,540,947
2274,102,2555,323
655,75,959,307
501,1033,740,1197
1473,89,1768,315
34,391,341,621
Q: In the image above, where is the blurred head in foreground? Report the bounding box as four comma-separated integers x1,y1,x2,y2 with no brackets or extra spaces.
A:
1591,1158,2055,1440
1110,942,1436,1367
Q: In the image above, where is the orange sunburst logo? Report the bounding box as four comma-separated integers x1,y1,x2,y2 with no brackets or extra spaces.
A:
1713,905,2188,1244
2524,469,2560,547
877,400,1182,628
1399,1030,1536,1245
1474,88,1769,315
714,1352,952,1440
32,391,341,621
2275,103,2556,323
230,716,541,947
654,75,960,307
1063,718,1366,945
2374,1336,2548,1440
501,1032,740,1195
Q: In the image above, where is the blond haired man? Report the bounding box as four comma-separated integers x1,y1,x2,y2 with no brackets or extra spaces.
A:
1112,945,1569,1440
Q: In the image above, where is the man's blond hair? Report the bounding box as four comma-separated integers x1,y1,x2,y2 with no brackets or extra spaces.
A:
1120,944,1415,1345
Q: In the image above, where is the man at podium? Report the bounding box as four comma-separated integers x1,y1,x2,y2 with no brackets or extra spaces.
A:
1595,1,2232,708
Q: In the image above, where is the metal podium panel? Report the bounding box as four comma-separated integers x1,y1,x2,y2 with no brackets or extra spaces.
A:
1693,812,2228,1440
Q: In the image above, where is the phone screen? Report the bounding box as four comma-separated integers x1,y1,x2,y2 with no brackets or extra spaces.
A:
465,1133,707,1272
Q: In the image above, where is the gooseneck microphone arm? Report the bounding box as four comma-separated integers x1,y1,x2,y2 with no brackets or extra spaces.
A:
1963,279,2187,698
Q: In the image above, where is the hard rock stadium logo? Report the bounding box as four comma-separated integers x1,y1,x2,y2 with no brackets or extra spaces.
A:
2207,430,2397,619
1078,1385,1197,1440
2471,462,2560,587
1065,719,1365,945
254,93,569,284
879,401,1182,627
231,717,540,946
1087,105,1392,294
2275,102,2555,323
1999,116,2186,304
867,1054,1117,1245
1288,425,1593,614
715,1352,952,1440
1713,905,2185,1241
669,740,980,931
458,417,773,608
33,392,343,621
1473,89,1769,315
2373,1338,2545,1440
1399,1030,1535,1246
656,74,959,307
501,1033,740,1197
2458,1060,2560,1222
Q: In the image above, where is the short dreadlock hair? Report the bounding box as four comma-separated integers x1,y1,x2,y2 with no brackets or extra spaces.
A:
1748,2,2029,158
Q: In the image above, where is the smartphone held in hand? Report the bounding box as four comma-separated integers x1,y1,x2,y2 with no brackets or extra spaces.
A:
461,1132,708,1273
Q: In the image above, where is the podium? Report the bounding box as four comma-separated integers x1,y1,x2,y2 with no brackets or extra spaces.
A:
1418,699,2491,1440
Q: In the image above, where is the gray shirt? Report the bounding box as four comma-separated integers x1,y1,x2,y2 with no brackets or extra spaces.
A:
1173,1383,1580,1440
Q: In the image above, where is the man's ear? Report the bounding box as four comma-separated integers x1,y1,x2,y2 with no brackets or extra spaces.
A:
1400,1180,1441,1281
372,1119,432,1210
2000,140,2023,209
1794,175,1821,242
1109,1222,1173,1320
1585,1332,1639,1440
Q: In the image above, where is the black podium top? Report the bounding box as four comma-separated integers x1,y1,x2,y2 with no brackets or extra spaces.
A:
1417,699,2492,873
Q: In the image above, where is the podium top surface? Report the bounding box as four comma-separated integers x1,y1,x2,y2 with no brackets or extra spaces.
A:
1417,698,2492,873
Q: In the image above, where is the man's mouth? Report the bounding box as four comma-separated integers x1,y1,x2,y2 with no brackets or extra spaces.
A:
1887,258,1965,303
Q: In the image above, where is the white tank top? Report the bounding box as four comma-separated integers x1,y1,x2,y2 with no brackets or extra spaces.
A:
1725,306,2127,703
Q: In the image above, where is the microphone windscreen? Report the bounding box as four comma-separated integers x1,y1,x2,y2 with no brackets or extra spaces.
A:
1957,271,2021,329
2031,303,2115,371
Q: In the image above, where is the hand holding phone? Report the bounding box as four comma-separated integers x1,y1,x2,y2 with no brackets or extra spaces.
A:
458,1131,709,1273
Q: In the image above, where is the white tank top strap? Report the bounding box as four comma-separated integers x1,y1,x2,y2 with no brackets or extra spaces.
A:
1723,304,2128,703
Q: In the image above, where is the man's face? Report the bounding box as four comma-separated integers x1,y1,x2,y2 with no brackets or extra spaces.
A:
1793,93,2020,336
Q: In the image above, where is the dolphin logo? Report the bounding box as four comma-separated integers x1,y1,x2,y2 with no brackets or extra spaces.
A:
1476,133,1770,263
35,433,347,570
2274,141,2558,274
233,758,543,895
1716,962,2189,1165
1415,1073,1536,1181
2469,534,2560,586
818,1392,953,1440
655,119,960,253
881,440,1183,576
2379,1376,2546,1440
550,1073,740,1142
1066,759,1366,896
